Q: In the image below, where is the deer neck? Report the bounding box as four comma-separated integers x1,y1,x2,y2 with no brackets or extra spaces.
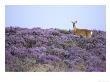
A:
73,23,76,28
73,27,77,31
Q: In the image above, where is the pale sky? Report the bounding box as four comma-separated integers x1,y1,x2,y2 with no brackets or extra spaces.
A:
5,5,106,31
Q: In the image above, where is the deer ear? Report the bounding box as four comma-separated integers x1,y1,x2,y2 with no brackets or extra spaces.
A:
75,21,77,23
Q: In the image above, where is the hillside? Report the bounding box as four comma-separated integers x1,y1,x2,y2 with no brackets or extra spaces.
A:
5,27,106,72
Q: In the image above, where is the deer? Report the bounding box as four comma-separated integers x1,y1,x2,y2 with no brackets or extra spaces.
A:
72,21,93,38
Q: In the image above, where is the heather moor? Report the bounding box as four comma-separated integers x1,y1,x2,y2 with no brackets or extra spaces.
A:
5,27,106,72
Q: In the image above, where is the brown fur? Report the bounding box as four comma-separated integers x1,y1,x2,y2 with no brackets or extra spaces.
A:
72,21,93,38
73,28,92,38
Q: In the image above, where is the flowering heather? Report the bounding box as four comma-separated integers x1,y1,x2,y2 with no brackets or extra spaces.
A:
5,27,106,72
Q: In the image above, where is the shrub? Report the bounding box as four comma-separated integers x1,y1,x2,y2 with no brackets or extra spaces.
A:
5,27,106,72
